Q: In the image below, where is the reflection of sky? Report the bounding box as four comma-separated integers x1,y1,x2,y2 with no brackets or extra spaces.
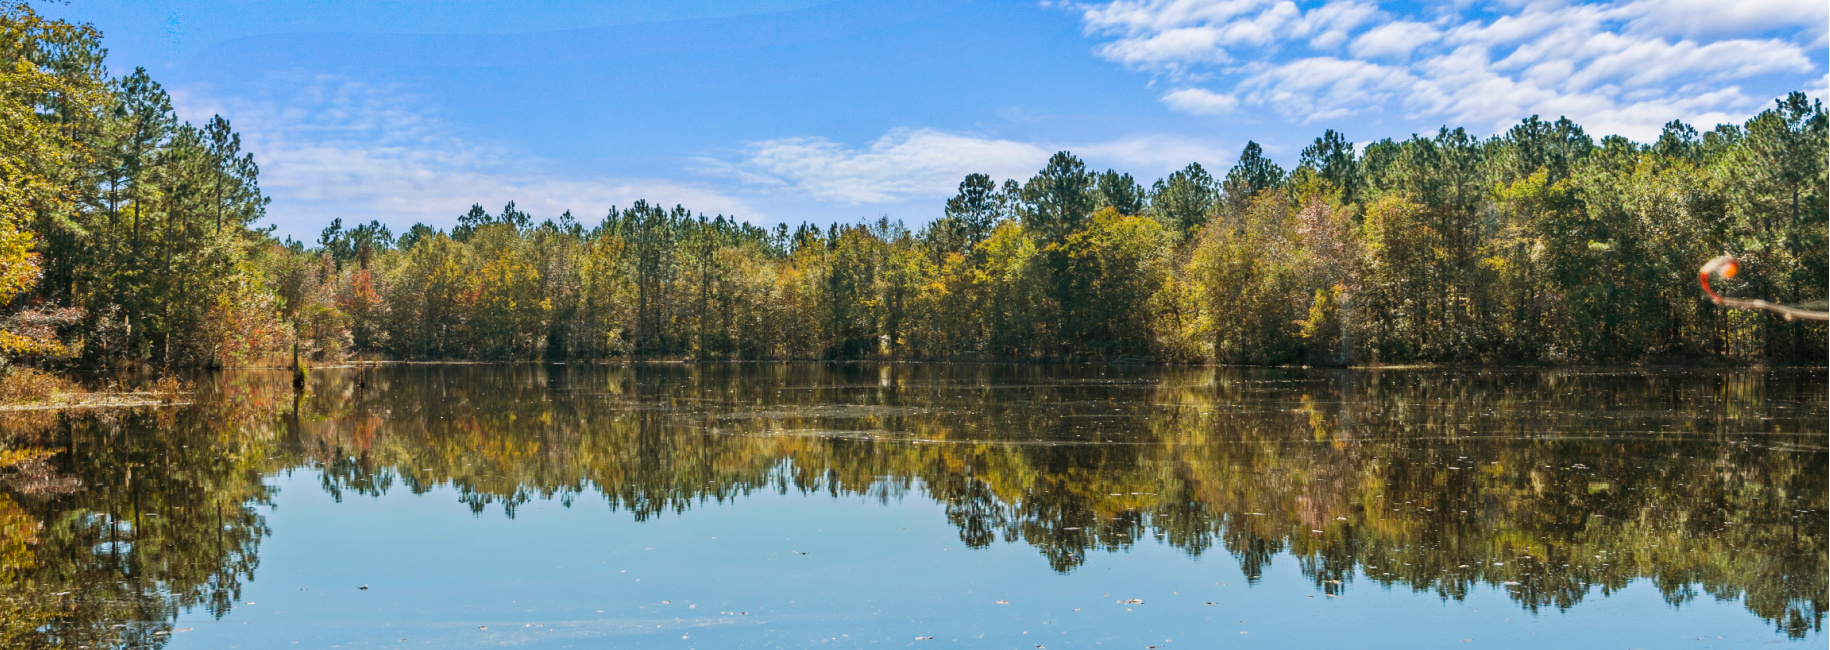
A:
39,1,1829,240
166,469,1815,649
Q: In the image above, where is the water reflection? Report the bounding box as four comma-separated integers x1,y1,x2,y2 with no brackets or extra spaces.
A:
1,364,1823,646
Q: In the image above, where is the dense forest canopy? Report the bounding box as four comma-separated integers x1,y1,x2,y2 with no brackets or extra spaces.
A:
0,3,1824,369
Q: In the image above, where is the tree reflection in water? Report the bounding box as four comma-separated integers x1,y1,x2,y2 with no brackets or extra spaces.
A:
1,364,1823,645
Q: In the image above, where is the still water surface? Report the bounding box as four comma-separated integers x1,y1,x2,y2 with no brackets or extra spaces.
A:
2,364,1823,648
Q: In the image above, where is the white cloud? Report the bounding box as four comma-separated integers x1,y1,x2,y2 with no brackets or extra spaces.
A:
171,78,754,238
1242,56,1429,121
1077,134,1232,171
1560,36,1810,89
181,78,1236,230
1294,1,1379,49
722,129,1049,203
1161,87,1240,114
1068,0,1827,138
721,129,1229,203
1080,0,1276,36
1098,26,1236,69
1080,0,1373,72
1614,0,1827,40
1349,21,1440,59
1409,49,1758,138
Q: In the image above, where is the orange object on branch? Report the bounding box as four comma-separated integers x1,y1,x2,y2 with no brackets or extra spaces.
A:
1698,255,1827,321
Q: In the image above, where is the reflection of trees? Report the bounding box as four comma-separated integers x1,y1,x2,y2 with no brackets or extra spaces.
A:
0,372,291,648
285,364,1824,638
0,365,1821,644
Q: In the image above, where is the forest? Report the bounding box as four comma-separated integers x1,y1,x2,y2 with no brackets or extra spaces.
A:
2,3,1825,373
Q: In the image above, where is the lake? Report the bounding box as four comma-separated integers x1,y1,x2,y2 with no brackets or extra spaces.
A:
1,364,1823,649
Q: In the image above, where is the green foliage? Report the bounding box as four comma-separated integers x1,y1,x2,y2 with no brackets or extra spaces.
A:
1094,169,1146,215
1046,208,1167,358
930,173,1008,257
0,4,282,369
254,94,1824,365
2,3,1822,367
1148,162,1218,237
1299,129,1359,206
1021,152,1098,243
1221,141,1287,220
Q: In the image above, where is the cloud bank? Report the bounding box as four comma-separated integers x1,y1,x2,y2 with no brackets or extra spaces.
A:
173,77,755,238
717,128,1231,204
182,78,1233,228
1072,0,1826,139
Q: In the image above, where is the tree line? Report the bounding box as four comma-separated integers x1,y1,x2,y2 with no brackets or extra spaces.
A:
2,3,1824,370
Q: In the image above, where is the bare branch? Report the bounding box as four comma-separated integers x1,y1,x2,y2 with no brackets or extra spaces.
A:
1698,256,1828,321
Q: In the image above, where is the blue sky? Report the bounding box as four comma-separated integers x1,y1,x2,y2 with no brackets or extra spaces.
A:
41,0,1829,239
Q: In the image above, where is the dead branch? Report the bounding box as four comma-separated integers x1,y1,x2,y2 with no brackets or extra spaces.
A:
1698,256,1828,321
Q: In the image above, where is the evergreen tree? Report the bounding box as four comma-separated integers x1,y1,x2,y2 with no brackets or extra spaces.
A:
1221,141,1285,220
1149,162,1218,236
1020,152,1097,243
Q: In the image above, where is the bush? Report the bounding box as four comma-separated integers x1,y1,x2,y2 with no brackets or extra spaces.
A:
0,367,72,403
